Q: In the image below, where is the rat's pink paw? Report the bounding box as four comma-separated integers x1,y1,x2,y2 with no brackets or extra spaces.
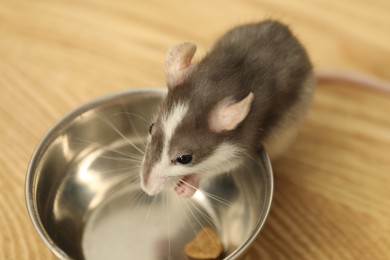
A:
174,175,199,198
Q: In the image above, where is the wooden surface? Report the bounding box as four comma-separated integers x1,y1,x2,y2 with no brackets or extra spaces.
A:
1,0,390,259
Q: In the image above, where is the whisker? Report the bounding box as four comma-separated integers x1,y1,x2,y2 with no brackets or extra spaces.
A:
181,197,221,253
180,176,251,220
198,190,233,208
239,148,259,165
145,193,158,220
98,166,140,175
102,176,140,200
118,102,149,150
178,179,233,208
125,190,144,212
169,187,198,236
114,111,152,126
73,137,140,160
163,192,172,259
98,154,143,164
184,198,216,230
181,195,205,230
96,112,145,156
132,191,147,212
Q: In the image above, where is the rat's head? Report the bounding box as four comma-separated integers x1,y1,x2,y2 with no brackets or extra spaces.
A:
140,42,254,197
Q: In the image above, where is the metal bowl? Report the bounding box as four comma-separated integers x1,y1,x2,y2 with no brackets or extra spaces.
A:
25,88,273,260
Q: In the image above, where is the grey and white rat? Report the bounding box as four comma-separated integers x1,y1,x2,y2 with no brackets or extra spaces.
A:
139,19,390,198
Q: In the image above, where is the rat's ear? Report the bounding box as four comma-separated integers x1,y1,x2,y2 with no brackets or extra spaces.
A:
164,42,197,90
209,93,254,133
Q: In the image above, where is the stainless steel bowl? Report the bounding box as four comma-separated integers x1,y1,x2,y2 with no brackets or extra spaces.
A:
25,88,273,260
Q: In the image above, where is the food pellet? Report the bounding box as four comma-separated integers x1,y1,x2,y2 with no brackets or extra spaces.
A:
184,227,223,260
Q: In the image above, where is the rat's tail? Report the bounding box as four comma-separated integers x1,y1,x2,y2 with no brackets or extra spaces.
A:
315,68,390,93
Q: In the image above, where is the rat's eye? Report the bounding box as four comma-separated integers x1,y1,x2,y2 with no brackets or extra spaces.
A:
175,154,193,165
148,123,155,134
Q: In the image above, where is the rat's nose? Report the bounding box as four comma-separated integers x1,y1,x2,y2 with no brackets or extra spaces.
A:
140,172,165,196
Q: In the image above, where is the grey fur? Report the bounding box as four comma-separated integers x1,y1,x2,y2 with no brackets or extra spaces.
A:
173,20,311,155
142,20,314,188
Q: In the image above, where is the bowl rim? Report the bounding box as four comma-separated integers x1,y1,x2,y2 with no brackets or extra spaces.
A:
225,150,273,260
25,87,273,260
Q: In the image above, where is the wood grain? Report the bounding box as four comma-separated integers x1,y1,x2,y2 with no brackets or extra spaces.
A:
1,0,389,259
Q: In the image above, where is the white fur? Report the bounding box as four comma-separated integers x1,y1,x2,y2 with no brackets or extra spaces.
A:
187,142,243,177
144,102,189,195
163,102,189,144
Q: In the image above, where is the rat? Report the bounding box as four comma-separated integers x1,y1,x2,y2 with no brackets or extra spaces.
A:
139,19,390,198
